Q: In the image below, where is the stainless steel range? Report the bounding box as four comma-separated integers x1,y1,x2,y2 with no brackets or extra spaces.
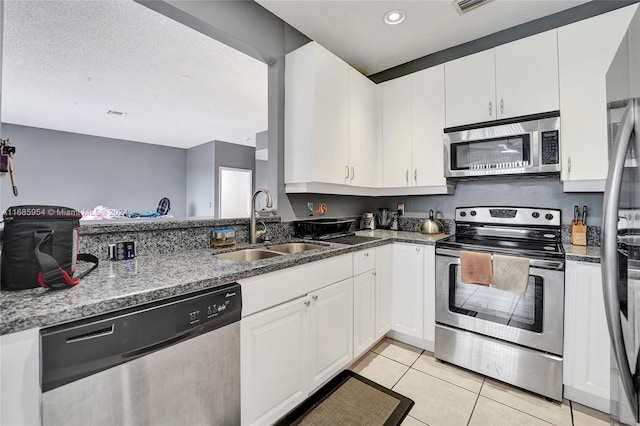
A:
435,206,565,401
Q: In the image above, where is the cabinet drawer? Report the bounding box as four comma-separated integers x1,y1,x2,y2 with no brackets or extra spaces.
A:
240,254,352,317
353,249,375,276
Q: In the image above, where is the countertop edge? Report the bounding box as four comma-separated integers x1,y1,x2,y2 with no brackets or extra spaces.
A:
1,232,441,336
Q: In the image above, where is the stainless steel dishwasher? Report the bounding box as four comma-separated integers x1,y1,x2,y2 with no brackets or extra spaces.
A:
40,283,241,426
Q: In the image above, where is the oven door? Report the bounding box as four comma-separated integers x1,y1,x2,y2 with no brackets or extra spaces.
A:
435,248,565,356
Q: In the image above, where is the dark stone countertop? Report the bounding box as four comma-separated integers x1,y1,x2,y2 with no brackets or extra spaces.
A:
0,230,446,336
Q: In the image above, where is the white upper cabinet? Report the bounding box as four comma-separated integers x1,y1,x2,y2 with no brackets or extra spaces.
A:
495,30,559,119
411,65,447,187
558,4,638,191
445,30,559,128
285,42,380,190
348,68,381,187
445,49,496,127
381,77,413,187
381,65,447,188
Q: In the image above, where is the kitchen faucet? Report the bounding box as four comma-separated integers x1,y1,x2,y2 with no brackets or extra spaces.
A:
250,189,273,244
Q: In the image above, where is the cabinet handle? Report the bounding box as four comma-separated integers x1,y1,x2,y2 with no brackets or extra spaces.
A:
372,271,377,276
345,165,349,179
414,169,417,183
416,247,421,252
405,169,409,184
350,167,355,181
304,300,311,307
488,101,493,117
312,295,319,301
500,98,504,114
567,156,571,174
364,252,369,257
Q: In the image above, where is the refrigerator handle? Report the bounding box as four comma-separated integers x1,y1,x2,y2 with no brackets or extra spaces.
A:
602,98,638,420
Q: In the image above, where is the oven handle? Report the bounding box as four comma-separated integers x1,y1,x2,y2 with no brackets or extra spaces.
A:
435,248,564,271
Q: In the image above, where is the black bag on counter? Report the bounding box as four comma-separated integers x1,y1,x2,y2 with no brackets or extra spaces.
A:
1,206,98,290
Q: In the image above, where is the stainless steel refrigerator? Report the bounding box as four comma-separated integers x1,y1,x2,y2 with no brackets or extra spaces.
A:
602,6,640,426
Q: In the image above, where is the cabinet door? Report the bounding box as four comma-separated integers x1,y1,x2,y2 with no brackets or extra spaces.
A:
309,278,354,391
312,45,349,185
411,65,447,187
349,68,381,187
423,245,436,344
445,49,496,127
353,271,376,359
495,30,559,119
563,261,610,412
558,5,638,184
391,244,425,338
375,245,392,339
241,297,310,426
381,77,412,187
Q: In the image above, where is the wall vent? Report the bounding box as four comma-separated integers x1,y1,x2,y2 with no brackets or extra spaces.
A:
453,0,492,15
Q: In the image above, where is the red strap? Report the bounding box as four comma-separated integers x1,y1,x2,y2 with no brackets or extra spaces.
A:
38,270,80,289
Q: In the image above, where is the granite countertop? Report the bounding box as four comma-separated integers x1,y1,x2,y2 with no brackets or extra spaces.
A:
0,230,447,335
564,244,601,263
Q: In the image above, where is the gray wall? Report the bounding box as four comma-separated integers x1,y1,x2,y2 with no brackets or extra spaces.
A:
286,178,604,226
0,124,187,216
186,141,215,217
213,140,256,217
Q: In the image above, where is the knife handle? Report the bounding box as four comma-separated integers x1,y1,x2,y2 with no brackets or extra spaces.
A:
581,205,587,225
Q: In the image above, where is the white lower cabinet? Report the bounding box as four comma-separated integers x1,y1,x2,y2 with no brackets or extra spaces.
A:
563,260,611,413
353,270,376,359
241,278,353,425
389,243,436,350
374,245,392,340
309,278,354,391
241,296,310,426
391,243,425,339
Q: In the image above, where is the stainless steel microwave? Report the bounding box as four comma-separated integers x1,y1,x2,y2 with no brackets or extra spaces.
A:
443,112,561,179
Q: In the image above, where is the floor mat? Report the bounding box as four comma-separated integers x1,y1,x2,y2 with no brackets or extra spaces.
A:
275,370,414,426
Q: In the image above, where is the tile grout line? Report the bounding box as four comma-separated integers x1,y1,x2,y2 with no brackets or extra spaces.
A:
467,377,485,426
477,393,562,425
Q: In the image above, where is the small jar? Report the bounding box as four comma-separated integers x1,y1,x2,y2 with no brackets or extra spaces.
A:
211,228,236,249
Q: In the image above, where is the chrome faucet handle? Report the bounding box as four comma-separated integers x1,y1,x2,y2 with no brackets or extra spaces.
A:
256,221,268,241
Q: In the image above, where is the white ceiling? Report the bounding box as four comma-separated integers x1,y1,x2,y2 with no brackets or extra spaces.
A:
256,0,587,76
1,0,268,149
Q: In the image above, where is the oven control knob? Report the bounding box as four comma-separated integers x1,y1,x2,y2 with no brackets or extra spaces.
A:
532,212,540,219
460,211,467,217
470,210,477,216
545,213,554,220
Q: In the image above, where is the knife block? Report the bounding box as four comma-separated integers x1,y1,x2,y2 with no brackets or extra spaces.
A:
571,221,587,246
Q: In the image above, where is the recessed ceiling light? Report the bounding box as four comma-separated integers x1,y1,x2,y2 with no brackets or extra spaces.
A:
107,110,126,116
384,9,405,25
179,74,193,82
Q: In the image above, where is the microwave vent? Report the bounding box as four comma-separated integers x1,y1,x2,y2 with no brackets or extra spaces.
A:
453,0,492,14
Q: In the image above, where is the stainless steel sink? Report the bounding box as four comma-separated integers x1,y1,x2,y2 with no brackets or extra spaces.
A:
214,249,284,262
266,242,328,254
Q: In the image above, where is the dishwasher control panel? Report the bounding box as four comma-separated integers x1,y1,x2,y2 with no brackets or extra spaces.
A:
176,286,241,333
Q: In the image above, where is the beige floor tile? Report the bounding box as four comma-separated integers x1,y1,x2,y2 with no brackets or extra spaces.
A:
412,351,485,393
480,379,572,426
349,351,410,389
393,368,477,426
469,396,552,426
401,415,428,425
371,338,423,366
572,402,610,426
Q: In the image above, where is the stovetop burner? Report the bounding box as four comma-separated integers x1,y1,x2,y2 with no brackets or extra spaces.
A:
436,206,564,260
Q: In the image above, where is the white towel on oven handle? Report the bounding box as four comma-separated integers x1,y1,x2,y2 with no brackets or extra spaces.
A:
492,254,530,295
